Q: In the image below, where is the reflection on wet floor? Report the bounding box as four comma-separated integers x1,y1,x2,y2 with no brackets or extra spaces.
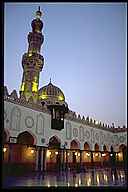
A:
3,168,127,187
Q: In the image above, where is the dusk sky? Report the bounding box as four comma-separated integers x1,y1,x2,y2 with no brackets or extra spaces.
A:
4,3,127,127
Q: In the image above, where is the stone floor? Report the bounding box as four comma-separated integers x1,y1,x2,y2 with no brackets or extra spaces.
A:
2,168,127,188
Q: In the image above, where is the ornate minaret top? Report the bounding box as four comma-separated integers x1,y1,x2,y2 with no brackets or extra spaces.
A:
36,6,42,19
20,7,44,102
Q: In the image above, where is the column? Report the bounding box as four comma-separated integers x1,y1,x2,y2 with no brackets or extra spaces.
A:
80,150,82,171
35,147,39,171
8,143,13,163
65,150,68,171
42,148,47,171
91,151,93,166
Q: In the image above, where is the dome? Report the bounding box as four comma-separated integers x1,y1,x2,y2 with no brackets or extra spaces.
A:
38,81,66,105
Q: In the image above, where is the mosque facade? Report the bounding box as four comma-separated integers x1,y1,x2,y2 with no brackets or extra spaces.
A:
3,8,127,172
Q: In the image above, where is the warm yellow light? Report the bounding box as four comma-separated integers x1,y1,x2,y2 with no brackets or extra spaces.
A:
58,95,64,101
102,153,106,157
118,153,122,157
47,184,50,187
75,183,78,187
20,82,25,91
104,174,108,182
75,152,77,156
95,153,99,157
67,153,70,156
47,150,51,157
28,53,32,57
30,149,34,154
3,148,7,152
86,152,90,157
78,179,81,185
96,174,100,185
55,151,58,155
78,153,80,157
32,82,38,92
40,94,48,99
87,177,91,186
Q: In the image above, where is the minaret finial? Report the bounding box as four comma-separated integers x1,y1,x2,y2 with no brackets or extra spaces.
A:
50,78,51,84
36,6,42,19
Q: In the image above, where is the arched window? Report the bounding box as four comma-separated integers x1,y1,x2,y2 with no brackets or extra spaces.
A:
103,145,108,151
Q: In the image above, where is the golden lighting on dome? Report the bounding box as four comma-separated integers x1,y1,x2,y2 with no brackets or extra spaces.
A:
20,82,25,91
32,82,38,92
58,95,64,101
40,94,48,99
28,52,32,57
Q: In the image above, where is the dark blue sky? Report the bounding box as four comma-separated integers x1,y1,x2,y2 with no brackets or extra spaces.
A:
4,3,127,127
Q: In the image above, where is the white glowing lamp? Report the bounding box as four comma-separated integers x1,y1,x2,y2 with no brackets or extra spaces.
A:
30,149,34,154
86,152,90,156
3,148,7,152
47,150,51,157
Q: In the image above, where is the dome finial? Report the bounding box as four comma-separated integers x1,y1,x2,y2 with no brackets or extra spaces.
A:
50,78,51,84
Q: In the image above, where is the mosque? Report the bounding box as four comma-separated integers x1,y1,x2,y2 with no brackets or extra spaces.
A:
3,7,127,173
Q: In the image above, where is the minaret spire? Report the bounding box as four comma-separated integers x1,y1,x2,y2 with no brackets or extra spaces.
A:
36,6,42,19
20,8,44,103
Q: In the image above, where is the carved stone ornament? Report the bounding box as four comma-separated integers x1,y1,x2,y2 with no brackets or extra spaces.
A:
25,116,34,128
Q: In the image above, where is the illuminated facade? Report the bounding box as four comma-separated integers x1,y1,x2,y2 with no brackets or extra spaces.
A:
3,7,127,172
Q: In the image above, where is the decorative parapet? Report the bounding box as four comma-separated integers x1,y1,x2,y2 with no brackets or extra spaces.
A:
10,90,18,100
4,87,50,114
4,86,127,132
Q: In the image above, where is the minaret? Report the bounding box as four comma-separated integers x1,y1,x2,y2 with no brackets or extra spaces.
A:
20,7,44,102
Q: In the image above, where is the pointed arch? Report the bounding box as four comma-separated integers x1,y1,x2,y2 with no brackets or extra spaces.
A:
84,142,90,150
94,143,99,151
48,135,61,148
119,144,127,152
3,129,10,144
103,144,109,151
17,131,36,145
70,139,80,149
